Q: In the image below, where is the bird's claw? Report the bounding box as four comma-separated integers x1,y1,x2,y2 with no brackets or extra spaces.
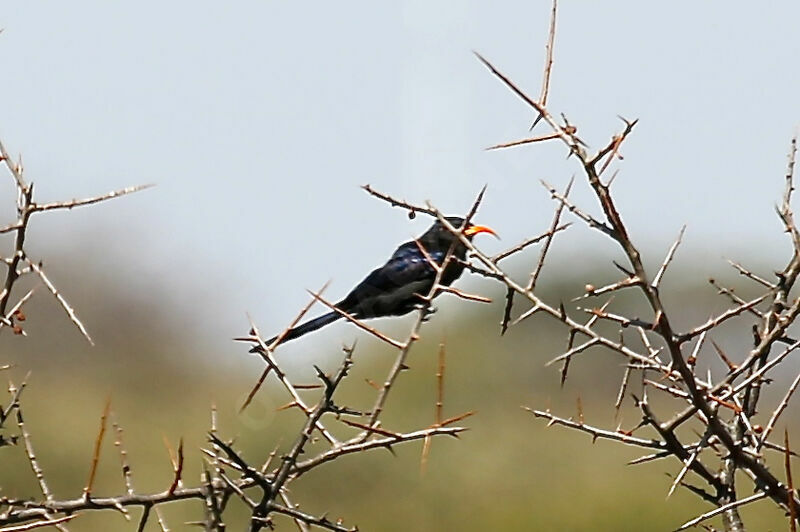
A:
419,304,437,321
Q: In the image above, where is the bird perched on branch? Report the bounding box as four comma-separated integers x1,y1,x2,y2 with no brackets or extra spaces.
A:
261,216,497,347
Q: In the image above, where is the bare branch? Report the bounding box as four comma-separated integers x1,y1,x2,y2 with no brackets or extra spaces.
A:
675,492,768,531
540,179,615,238
678,292,770,343
525,407,664,450
491,223,571,262
538,0,557,108
29,184,153,213
486,132,560,150
760,371,800,450
652,225,686,288
292,426,467,476
361,184,434,217
25,258,93,345
786,429,798,532
0,515,78,532
14,409,53,502
83,398,112,499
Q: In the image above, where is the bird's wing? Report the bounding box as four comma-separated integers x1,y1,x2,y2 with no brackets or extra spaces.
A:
337,242,445,317
362,242,443,289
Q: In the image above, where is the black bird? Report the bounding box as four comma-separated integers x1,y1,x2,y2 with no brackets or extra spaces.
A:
264,216,497,347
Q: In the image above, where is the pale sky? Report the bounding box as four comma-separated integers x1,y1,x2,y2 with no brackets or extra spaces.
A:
3,1,800,355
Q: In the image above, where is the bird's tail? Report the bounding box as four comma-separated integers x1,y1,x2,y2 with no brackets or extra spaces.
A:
257,311,343,350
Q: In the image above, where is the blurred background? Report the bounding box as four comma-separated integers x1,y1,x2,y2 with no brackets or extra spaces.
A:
2,1,800,530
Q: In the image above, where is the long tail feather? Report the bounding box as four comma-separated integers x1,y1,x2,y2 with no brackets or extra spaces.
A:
259,311,343,349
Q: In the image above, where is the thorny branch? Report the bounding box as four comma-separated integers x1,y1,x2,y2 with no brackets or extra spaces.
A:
0,132,475,531
1,336,469,531
465,1,800,529
0,131,474,530
0,136,151,343
3,1,800,530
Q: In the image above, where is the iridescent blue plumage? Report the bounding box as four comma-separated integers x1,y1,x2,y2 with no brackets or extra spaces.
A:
354,243,442,295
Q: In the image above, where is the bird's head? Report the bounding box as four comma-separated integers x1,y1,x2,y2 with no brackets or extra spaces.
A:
443,216,498,241
421,217,498,251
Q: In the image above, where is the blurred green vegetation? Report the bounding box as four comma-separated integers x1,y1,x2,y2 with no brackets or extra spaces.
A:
0,254,797,531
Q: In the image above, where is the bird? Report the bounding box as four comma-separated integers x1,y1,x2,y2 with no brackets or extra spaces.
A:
261,216,497,348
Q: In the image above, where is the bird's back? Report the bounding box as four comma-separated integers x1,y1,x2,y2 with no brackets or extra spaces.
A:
337,239,467,319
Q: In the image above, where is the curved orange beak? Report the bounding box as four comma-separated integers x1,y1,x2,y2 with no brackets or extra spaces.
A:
464,224,499,239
